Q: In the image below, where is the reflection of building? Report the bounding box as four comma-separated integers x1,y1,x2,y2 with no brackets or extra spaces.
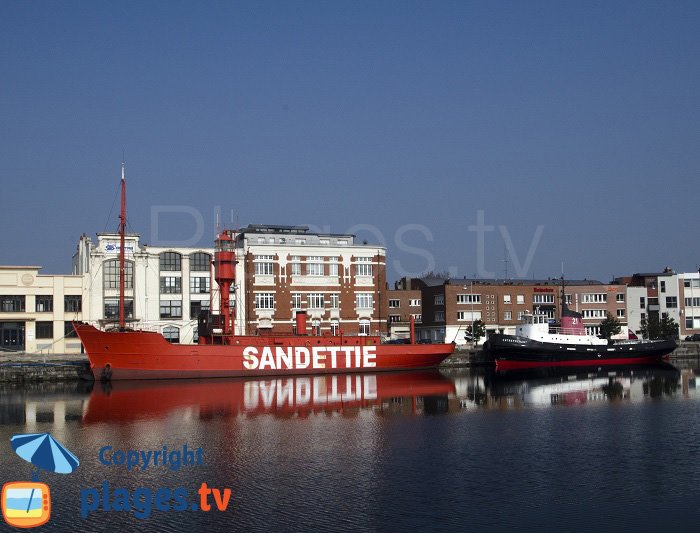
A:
0,266,83,353
71,224,387,343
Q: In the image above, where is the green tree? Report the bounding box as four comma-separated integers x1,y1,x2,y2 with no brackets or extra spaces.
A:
464,320,486,345
640,315,679,339
660,315,679,339
640,315,660,339
599,313,622,339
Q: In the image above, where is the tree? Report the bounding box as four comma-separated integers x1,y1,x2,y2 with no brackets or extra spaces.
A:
464,320,486,345
599,313,622,339
640,315,679,340
640,315,660,340
660,315,679,339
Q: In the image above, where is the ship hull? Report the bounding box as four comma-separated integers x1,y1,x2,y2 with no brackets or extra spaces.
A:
485,334,676,370
73,322,455,380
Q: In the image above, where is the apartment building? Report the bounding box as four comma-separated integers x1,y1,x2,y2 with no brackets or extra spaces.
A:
410,277,626,345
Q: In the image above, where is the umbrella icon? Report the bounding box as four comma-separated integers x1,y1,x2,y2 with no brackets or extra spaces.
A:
11,433,80,480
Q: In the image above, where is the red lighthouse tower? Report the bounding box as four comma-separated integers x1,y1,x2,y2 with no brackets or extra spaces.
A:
213,230,237,336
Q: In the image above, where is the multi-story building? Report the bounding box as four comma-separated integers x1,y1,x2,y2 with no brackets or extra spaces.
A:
411,277,627,345
235,224,386,336
71,224,387,343
384,278,422,339
0,266,84,354
618,269,700,338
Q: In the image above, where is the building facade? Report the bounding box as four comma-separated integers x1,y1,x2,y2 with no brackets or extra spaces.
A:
71,224,387,344
384,278,422,339
410,277,627,345
0,266,84,354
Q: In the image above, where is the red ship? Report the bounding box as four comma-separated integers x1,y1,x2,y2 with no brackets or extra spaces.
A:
73,166,455,380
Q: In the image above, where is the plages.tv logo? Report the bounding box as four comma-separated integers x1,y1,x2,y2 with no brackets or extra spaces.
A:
2,433,80,528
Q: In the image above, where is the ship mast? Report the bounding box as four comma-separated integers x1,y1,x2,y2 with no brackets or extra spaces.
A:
214,230,237,337
119,162,127,331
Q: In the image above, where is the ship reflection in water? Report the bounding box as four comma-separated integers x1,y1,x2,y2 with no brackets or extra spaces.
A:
468,362,686,409
83,370,457,423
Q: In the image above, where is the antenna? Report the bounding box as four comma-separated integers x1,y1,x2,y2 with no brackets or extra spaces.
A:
502,245,509,280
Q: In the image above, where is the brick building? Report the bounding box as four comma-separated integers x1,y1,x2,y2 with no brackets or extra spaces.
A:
235,225,387,336
408,277,627,345
384,278,422,339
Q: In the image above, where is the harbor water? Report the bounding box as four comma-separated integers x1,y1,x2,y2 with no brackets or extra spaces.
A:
1,363,699,532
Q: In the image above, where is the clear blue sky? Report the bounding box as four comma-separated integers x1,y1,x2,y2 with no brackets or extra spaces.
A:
1,1,698,282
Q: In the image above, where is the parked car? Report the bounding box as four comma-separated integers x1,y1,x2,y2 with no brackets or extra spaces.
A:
685,333,700,342
384,338,410,344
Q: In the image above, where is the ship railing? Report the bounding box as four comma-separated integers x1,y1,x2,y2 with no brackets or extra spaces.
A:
547,326,587,336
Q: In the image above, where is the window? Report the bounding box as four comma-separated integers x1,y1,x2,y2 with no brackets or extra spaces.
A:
160,276,182,294
255,256,274,275
306,257,324,276
163,326,180,343
159,300,182,319
533,294,554,304
103,259,134,289
190,276,210,294
255,293,275,310
64,322,78,338
337,240,347,245
503,294,511,304
582,294,607,303
457,294,481,304
64,295,82,313
328,258,339,277
36,321,53,339
359,320,370,336
666,296,678,308
582,309,607,319
457,311,481,321
292,293,302,309
434,295,444,306
434,311,445,322
0,296,24,313
660,281,666,293
686,316,700,329
648,297,659,306
355,258,373,277
617,309,625,318
685,297,700,307
684,279,700,289
290,256,301,275
36,296,53,312
389,299,400,308
104,298,134,319
190,300,210,319
330,294,339,309
159,252,182,271
331,321,339,335
308,293,325,309
356,293,373,309
190,252,211,272
311,320,321,336
409,299,421,307
640,297,646,309
517,311,525,320
504,311,512,321
320,239,330,245
564,295,572,304
516,295,524,304
616,293,625,303
389,315,401,323
411,314,422,322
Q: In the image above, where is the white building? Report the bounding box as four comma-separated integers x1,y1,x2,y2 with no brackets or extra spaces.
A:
0,266,84,354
